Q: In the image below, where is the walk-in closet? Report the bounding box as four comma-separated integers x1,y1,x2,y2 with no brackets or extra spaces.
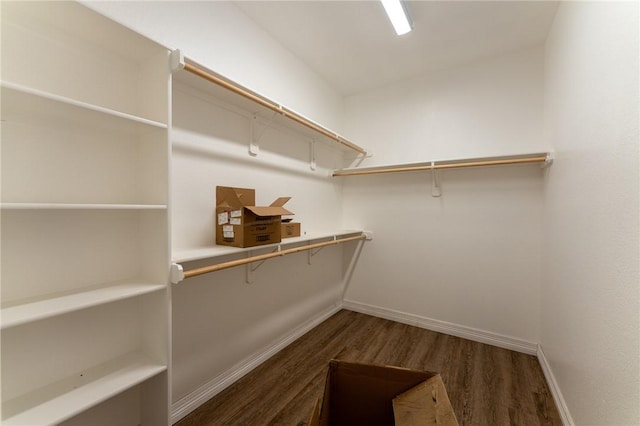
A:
1,1,637,425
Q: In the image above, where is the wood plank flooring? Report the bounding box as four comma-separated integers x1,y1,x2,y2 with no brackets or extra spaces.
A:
176,310,561,425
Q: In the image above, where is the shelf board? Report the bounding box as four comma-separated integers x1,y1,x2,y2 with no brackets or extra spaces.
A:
1,281,166,329
1,81,168,132
173,62,365,155
333,152,552,176
172,230,364,263
0,203,167,211
1,352,167,426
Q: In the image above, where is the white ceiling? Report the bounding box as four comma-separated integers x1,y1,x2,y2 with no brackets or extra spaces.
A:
234,1,559,96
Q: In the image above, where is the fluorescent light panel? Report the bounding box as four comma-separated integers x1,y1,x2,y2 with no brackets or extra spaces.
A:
381,0,412,35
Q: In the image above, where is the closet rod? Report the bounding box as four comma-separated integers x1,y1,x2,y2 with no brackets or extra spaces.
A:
181,62,367,155
332,153,550,177
180,234,366,280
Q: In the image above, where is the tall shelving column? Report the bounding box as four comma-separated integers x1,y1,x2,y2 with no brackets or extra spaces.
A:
1,2,171,425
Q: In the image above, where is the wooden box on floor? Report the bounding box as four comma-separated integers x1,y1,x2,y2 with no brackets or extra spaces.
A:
309,360,459,426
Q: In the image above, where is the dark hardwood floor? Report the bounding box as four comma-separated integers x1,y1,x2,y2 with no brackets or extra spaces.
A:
176,310,561,425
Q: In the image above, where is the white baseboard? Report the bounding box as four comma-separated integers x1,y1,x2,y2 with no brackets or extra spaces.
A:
342,299,538,355
537,344,574,426
170,303,342,424
171,300,573,425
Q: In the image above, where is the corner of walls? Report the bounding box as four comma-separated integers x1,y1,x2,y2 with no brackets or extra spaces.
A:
340,46,546,346
170,302,342,424
542,1,640,424
536,344,575,426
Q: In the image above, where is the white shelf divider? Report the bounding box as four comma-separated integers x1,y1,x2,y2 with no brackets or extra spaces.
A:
1,281,167,330
1,352,167,426
1,81,168,131
0,203,167,211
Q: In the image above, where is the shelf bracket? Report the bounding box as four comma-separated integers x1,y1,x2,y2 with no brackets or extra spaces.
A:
245,245,282,284
310,139,317,171
307,236,336,265
431,161,442,197
170,263,185,284
343,149,373,168
249,115,261,156
542,152,555,168
245,251,258,283
249,112,279,156
170,49,185,73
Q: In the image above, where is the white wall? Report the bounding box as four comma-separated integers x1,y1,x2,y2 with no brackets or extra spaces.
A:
170,81,348,409
82,1,344,132
341,47,546,345
542,2,639,424
343,47,544,166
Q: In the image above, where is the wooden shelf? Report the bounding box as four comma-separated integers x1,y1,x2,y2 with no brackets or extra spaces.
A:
1,281,166,330
333,152,552,177
1,82,168,132
1,352,166,425
172,230,365,263
0,203,167,210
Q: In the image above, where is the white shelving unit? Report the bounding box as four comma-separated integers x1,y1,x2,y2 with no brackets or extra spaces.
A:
1,2,171,425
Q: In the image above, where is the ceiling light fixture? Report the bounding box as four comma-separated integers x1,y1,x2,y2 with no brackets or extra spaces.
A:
380,0,412,36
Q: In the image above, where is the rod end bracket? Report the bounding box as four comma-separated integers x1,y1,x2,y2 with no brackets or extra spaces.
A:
170,49,185,73
170,263,184,284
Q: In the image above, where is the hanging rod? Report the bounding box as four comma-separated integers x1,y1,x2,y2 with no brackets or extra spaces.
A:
171,234,367,284
170,50,367,155
332,152,552,177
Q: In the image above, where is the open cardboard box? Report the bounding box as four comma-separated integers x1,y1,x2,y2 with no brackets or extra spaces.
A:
215,186,293,248
281,221,301,238
309,360,459,426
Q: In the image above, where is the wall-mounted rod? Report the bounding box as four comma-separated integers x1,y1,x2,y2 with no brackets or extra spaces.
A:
332,153,551,177
177,234,366,281
180,60,367,155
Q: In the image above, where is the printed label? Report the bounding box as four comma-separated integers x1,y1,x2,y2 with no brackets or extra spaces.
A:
230,218,241,225
230,210,242,218
217,211,229,225
223,225,233,232
223,230,234,239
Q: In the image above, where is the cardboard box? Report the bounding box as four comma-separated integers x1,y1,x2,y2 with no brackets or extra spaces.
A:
281,222,301,239
309,360,459,426
215,186,293,248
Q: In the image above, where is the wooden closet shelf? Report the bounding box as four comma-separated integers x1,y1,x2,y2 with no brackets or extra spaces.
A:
170,49,367,156
171,231,369,284
333,152,553,177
